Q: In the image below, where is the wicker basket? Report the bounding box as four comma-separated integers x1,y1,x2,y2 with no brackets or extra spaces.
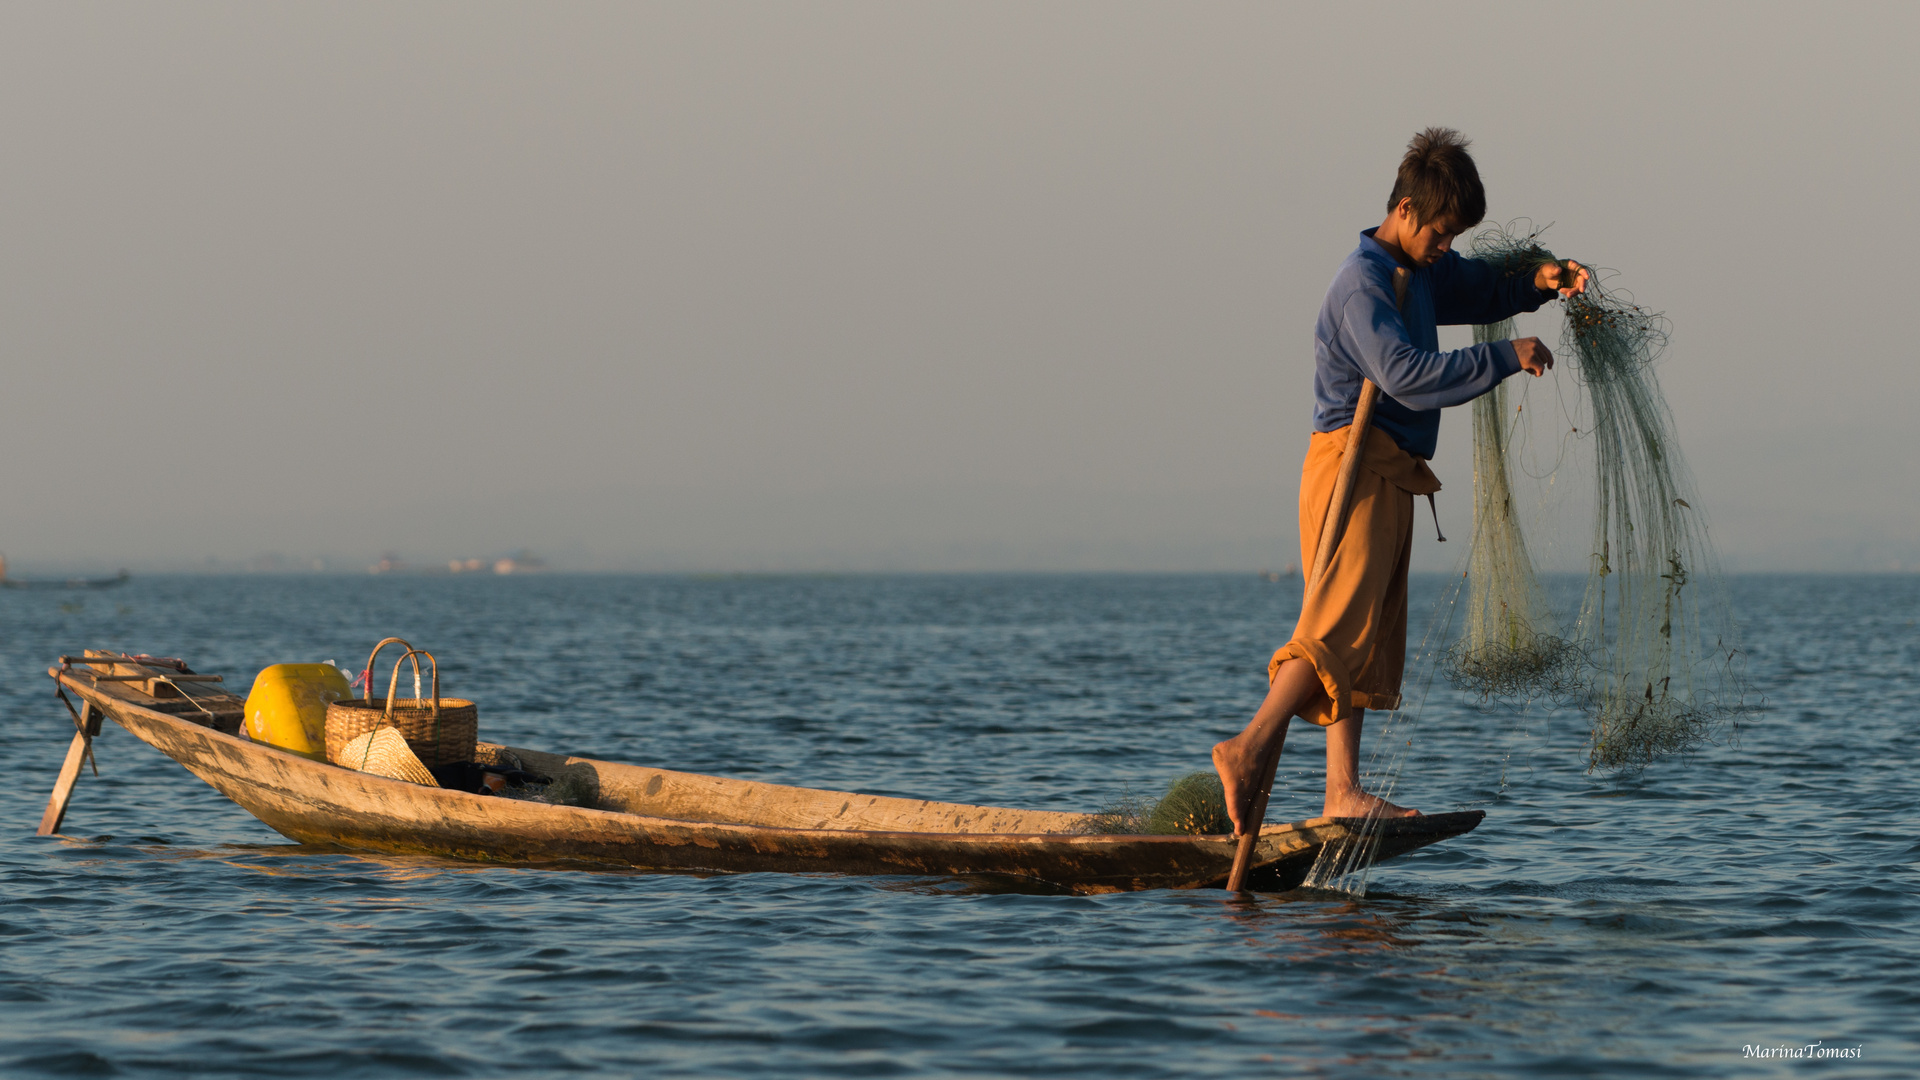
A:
325,637,478,768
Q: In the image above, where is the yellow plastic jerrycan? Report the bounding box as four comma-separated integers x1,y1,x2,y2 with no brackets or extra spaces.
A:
245,663,353,761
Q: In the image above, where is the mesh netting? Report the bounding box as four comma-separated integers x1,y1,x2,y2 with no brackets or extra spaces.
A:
1443,226,1582,700
1446,223,1751,770
1561,280,1747,769
1077,772,1231,836
1146,772,1233,835
1074,790,1152,835
1442,327,1584,702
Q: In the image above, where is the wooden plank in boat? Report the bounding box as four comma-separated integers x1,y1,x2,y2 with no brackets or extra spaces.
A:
64,651,244,735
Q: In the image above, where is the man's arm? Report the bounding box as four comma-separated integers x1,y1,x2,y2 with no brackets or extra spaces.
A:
1337,284,1522,410
1428,252,1558,327
1425,252,1585,378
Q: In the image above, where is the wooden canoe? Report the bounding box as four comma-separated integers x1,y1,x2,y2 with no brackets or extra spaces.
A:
42,653,1482,893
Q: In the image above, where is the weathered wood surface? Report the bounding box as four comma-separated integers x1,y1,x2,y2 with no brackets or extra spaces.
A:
36,730,91,836
47,663,1481,893
59,652,243,735
71,673,223,684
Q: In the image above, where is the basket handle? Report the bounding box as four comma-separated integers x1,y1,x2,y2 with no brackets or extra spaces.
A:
383,649,440,722
377,649,424,719
361,638,415,700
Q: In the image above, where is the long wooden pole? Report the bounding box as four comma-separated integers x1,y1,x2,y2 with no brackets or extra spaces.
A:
1225,268,1408,892
1226,378,1383,892
37,701,97,836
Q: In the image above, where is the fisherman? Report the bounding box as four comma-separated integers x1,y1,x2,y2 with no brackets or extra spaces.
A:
1214,128,1588,831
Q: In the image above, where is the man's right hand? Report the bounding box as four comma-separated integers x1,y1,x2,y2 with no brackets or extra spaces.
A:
1512,337,1554,377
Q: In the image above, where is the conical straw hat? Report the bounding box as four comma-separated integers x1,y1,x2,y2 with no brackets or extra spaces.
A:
340,726,440,787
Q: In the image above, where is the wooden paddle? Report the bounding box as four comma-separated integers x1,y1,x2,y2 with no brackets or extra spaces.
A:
1225,266,1412,893
1225,376,1384,892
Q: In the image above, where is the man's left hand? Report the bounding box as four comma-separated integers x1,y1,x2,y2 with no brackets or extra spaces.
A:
1535,260,1590,298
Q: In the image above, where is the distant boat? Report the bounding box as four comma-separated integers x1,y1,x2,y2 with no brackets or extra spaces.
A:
0,554,129,590
491,549,546,575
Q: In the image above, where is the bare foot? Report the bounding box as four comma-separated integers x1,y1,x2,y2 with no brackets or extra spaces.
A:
1212,738,1268,835
1323,788,1420,819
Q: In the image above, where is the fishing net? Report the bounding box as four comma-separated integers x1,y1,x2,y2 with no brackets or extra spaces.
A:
1441,227,1583,704
1077,772,1231,836
1442,337,1584,701
1075,790,1152,835
1561,278,1747,769
1146,772,1233,835
1444,223,1750,770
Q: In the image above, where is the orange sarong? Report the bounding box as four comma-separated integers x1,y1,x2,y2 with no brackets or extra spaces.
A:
1268,423,1441,727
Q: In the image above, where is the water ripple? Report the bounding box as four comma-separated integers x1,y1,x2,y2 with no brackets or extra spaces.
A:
2,574,1915,1077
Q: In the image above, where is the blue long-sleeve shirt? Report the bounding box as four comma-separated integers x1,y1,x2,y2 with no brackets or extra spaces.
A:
1313,228,1552,460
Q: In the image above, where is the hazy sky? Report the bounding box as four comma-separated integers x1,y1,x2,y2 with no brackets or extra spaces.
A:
2,2,1913,573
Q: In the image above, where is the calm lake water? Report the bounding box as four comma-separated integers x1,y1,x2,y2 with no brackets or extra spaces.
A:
2,573,1915,1077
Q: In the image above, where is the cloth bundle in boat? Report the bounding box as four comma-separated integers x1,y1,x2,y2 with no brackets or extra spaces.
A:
325,637,478,768
338,726,440,787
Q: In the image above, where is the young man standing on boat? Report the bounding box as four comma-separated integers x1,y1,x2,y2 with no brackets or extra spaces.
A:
1213,128,1587,832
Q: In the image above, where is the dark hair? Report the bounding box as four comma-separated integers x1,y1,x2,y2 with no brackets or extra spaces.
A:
1385,128,1486,230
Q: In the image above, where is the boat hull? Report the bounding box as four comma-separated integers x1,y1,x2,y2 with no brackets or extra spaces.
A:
53,666,1481,893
